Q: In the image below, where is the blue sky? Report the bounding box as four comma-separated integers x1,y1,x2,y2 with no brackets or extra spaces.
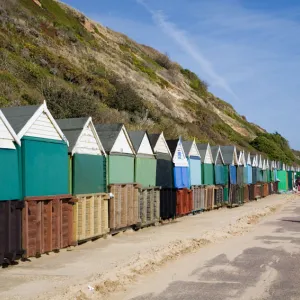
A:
63,0,300,149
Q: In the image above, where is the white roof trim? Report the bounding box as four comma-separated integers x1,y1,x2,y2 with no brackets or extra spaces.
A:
189,139,201,157
238,150,246,166
232,146,239,165
216,146,225,165
205,143,214,164
246,153,251,165
112,124,136,155
18,101,69,145
0,110,21,146
155,132,172,157
71,117,106,156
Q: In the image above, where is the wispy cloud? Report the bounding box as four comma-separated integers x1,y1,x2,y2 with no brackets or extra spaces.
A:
136,0,238,99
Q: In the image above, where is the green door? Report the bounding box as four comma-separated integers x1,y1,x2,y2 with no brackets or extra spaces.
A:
202,163,214,185
135,157,156,187
108,155,134,184
22,137,69,197
72,153,107,194
0,147,21,200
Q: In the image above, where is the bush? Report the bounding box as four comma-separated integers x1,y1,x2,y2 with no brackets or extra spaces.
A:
180,68,208,97
105,76,147,116
40,79,99,119
250,132,297,164
154,52,172,69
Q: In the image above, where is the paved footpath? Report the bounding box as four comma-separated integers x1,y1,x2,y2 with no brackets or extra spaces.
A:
110,195,300,300
0,194,295,300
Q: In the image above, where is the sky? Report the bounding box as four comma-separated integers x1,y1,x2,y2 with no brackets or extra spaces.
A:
62,0,300,148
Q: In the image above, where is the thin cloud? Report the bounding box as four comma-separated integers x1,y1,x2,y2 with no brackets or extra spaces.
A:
136,0,238,99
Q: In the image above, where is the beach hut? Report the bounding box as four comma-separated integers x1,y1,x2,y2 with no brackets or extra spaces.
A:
128,130,156,187
95,124,140,231
0,110,23,264
167,138,190,189
246,152,253,185
57,117,107,194
277,162,288,192
211,146,225,207
237,150,246,185
262,158,268,183
257,155,263,182
56,117,109,243
148,132,173,188
128,130,159,228
2,102,74,258
182,140,204,212
182,139,202,187
149,133,175,220
251,154,258,184
220,146,239,206
167,138,192,216
211,146,225,185
95,124,135,184
197,143,214,185
221,146,238,185
2,102,69,198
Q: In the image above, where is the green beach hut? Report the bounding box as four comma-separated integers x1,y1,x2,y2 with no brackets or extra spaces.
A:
0,110,21,200
128,131,156,187
56,117,107,194
237,150,246,185
95,124,136,185
211,146,226,186
197,143,214,185
2,102,69,198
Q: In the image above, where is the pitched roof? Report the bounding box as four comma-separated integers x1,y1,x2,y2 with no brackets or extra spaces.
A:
128,130,146,153
182,141,193,156
56,117,89,152
210,146,220,162
1,105,40,134
148,133,160,149
0,110,21,146
197,144,208,161
166,139,179,157
210,146,218,160
220,146,236,165
95,123,123,152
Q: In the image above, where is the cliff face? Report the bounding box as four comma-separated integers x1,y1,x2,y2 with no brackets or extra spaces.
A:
2,0,294,160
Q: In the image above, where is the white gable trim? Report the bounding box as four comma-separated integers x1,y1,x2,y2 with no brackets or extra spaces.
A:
238,151,245,166
111,125,136,155
173,139,189,167
0,110,21,146
216,146,225,165
232,146,238,165
258,155,263,168
72,117,106,156
252,155,256,167
18,101,69,145
247,153,251,165
262,159,266,170
189,139,200,158
137,133,154,155
204,143,214,164
154,132,171,156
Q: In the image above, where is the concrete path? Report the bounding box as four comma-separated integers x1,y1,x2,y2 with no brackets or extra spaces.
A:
110,195,300,300
0,194,294,300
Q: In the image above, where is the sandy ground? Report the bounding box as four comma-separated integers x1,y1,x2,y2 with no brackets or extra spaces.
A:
0,194,295,300
109,193,300,300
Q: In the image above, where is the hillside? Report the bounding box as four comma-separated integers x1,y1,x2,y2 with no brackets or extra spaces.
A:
0,0,298,164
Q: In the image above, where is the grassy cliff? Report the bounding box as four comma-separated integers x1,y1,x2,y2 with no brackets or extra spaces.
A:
0,0,298,164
